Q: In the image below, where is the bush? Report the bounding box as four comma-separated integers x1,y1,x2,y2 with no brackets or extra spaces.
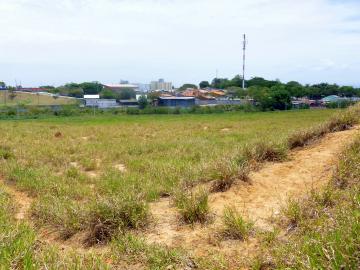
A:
174,189,209,224
222,206,253,240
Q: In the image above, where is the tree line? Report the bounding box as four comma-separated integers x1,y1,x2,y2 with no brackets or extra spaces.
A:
198,76,360,99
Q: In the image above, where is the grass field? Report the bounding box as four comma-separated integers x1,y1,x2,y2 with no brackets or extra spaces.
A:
0,91,78,106
0,108,357,269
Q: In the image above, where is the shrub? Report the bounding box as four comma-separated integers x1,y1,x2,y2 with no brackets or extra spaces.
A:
174,189,209,224
222,206,254,240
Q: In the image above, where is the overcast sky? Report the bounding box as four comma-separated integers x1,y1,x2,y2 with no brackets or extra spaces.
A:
0,0,359,87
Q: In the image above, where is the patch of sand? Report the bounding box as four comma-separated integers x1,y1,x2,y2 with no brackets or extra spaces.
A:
114,164,127,173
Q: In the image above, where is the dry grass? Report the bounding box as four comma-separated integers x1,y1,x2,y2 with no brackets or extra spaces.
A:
222,206,254,240
174,189,210,224
288,103,360,149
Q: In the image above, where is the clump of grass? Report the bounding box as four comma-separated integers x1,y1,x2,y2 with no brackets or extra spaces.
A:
82,158,98,171
222,206,254,240
31,195,89,239
0,145,14,160
288,124,329,149
282,198,302,229
243,140,288,163
174,189,209,224
210,158,250,193
87,193,148,244
111,233,186,269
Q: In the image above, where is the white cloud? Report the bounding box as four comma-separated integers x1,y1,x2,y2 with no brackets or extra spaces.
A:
0,0,359,86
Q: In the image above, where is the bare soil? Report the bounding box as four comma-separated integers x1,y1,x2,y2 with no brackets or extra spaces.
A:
145,126,360,258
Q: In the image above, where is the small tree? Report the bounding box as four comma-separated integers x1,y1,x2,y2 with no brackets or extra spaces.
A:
138,95,148,109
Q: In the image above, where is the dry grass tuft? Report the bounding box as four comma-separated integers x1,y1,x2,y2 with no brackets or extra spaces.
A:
222,206,254,240
87,194,148,245
174,189,209,224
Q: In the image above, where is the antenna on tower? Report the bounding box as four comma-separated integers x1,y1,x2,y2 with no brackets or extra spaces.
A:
242,34,247,89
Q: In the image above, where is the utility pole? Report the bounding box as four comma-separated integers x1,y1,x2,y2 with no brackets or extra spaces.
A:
242,34,247,89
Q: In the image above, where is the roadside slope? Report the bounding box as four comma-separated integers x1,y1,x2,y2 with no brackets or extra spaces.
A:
146,126,360,258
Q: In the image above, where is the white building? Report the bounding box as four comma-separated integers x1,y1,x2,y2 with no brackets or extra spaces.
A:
150,79,173,92
83,95,117,108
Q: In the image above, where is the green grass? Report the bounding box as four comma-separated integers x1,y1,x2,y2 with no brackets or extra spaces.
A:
174,189,210,224
0,107,357,268
253,135,360,269
0,91,77,106
222,206,254,240
0,110,343,237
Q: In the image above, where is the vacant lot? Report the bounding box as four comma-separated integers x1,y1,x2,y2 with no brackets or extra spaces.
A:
0,109,355,269
0,91,78,106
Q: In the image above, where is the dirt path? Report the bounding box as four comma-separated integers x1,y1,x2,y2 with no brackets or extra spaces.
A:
145,126,360,258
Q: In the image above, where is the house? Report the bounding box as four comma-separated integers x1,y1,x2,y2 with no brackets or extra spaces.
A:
118,99,139,107
83,95,117,108
157,97,195,107
321,95,344,104
291,97,317,108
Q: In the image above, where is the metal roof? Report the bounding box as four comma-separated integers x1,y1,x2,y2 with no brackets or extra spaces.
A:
159,97,195,100
84,95,100,99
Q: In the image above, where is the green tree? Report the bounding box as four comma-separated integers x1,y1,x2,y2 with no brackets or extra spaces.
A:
199,81,210,89
67,88,84,98
138,95,148,109
100,89,118,99
226,87,247,98
79,82,102,95
118,88,136,100
268,86,292,110
179,84,198,91
39,85,55,90
0,81,6,89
